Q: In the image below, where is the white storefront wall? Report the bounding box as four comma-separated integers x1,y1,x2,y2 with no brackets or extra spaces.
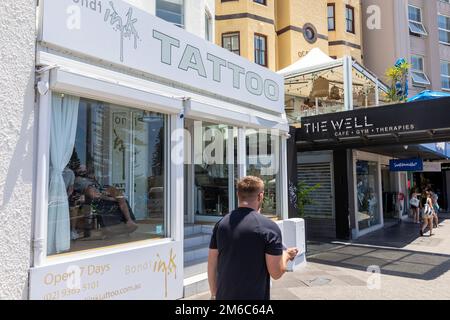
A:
29,0,288,300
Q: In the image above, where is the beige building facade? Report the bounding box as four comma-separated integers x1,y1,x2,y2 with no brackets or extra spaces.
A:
216,0,363,71
362,0,450,97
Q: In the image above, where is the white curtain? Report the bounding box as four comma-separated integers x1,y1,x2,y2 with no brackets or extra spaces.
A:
47,94,80,255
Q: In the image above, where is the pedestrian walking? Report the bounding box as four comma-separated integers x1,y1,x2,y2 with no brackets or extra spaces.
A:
420,190,435,237
431,190,440,228
409,189,421,224
207,176,298,300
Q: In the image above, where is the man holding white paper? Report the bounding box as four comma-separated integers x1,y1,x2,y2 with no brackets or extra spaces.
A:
208,176,298,300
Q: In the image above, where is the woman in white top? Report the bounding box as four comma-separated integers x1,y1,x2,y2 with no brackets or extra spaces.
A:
420,190,435,237
409,189,421,224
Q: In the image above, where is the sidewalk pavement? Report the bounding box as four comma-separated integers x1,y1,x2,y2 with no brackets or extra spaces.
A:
185,214,450,300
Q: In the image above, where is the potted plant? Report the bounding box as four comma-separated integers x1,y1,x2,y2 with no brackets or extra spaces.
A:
296,181,321,218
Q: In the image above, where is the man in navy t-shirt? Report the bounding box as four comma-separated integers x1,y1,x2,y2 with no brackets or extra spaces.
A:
208,176,298,300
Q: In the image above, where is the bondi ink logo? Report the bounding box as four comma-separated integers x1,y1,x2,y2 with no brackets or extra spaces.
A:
104,1,141,62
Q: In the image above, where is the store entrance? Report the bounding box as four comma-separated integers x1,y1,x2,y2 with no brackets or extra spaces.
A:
184,119,236,225
413,171,446,211
381,166,407,223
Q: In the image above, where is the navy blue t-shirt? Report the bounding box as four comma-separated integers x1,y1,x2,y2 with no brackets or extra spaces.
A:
209,207,284,300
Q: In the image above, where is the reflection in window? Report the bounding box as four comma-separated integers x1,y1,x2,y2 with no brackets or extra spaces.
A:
411,55,431,86
189,121,234,217
47,93,166,256
408,5,427,36
246,130,280,217
441,61,450,90
156,0,184,28
439,15,450,44
356,160,380,231
222,32,240,55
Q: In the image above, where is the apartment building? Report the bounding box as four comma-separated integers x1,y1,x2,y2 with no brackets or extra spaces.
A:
216,0,363,71
362,0,450,97
126,0,215,41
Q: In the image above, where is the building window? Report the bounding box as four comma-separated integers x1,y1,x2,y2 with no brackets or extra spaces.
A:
411,55,431,86
303,23,318,44
222,32,240,55
156,0,184,28
254,33,268,67
439,14,450,45
345,5,355,33
47,93,168,256
253,0,267,5
408,5,427,36
205,11,213,42
328,3,336,31
441,61,450,90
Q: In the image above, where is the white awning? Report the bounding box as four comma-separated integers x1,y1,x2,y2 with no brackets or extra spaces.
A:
277,48,341,77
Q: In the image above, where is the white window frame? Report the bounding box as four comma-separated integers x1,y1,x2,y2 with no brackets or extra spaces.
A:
205,9,213,42
34,62,185,267
410,54,431,86
441,60,450,91
439,13,450,45
408,5,428,36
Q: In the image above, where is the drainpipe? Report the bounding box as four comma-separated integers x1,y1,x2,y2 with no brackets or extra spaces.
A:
33,69,53,266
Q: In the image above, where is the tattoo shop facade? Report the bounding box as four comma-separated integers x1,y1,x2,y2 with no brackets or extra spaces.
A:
28,0,288,299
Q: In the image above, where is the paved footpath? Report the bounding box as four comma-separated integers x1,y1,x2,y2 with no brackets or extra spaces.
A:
185,214,450,300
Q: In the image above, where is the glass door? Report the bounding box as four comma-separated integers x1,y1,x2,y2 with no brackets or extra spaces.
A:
184,120,235,222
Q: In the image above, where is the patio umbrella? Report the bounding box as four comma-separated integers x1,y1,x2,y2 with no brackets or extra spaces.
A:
407,90,450,102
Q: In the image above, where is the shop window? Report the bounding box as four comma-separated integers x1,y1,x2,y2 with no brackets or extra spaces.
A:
439,14,450,45
328,3,335,31
156,0,184,28
188,121,234,216
411,55,431,86
441,61,450,90
222,32,240,55
356,160,381,231
47,93,167,256
345,5,355,34
408,5,428,36
246,130,280,218
254,33,268,67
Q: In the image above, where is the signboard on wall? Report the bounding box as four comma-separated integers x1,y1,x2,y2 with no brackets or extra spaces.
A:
29,241,183,300
441,162,450,171
38,0,284,113
422,162,442,172
389,158,423,172
298,97,450,142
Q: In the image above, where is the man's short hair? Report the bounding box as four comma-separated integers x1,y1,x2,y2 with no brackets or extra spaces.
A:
237,176,265,201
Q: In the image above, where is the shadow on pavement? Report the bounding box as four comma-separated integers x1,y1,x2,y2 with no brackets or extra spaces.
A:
306,217,450,281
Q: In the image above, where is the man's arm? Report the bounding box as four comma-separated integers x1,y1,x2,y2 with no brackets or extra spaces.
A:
207,249,219,298
265,248,298,280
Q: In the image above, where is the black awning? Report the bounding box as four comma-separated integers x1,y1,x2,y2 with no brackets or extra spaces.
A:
296,97,450,151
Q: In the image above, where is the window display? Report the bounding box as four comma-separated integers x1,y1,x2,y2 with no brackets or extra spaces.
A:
356,160,381,231
47,93,167,256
